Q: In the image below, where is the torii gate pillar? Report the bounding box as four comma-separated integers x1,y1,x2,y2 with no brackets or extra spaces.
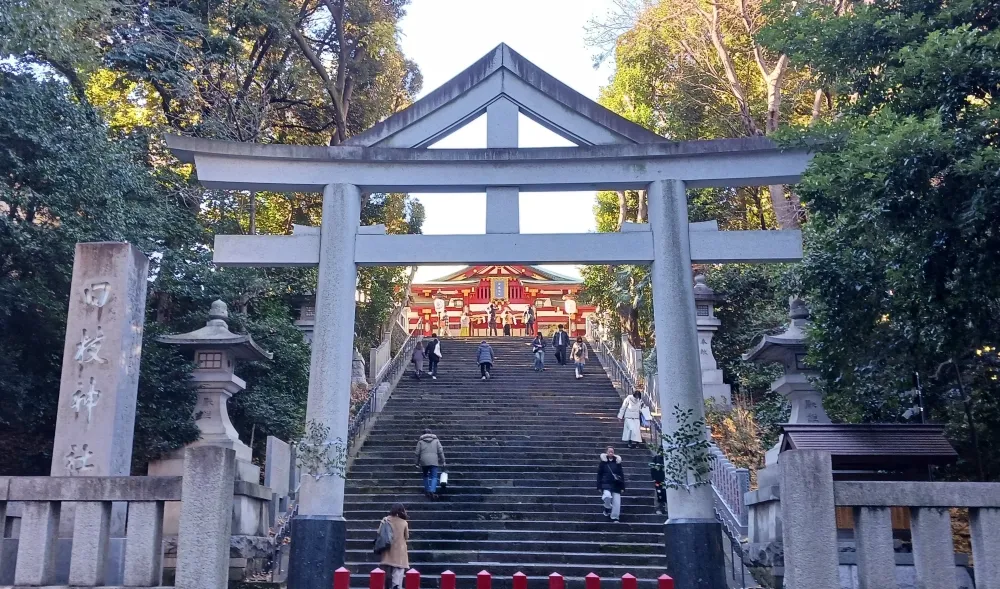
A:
286,184,361,589
649,180,726,588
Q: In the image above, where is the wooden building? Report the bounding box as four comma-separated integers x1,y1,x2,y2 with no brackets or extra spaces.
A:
406,265,595,337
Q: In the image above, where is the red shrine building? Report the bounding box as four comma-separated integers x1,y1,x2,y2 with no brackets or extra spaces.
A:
406,265,596,337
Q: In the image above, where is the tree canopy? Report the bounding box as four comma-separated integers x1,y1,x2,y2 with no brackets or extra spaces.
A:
763,0,1000,480
0,0,423,475
586,0,1000,480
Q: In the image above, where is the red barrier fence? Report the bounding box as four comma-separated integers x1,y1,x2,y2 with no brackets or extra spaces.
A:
337,569,675,589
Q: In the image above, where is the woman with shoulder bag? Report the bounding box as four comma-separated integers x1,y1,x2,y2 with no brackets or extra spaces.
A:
375,503,410,589
618,390,647,449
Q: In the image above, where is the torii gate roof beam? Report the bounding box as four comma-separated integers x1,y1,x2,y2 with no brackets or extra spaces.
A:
165,135,809,192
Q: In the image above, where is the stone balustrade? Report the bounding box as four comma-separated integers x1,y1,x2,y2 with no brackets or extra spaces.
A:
0,446,235,589
779,450,1000,589
707,442,750,540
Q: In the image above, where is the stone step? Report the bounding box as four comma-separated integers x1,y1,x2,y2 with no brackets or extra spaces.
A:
342,528,661,543
345,539,662,556
342,510,661,524
371,417,624,426
346,479,635,491
353,458,647,468
362,436,633,445
347,575,663,589
349,464,651,475
345,549,661,567
344,498,654,511
341,562,666,581
344,519,661,534
363,430,635,440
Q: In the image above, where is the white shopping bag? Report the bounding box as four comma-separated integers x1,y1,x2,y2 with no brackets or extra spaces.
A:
439,472,449,487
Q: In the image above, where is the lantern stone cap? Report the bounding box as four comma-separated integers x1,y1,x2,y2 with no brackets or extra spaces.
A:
693,274,720,303
157,300,273,360
743,296,809,363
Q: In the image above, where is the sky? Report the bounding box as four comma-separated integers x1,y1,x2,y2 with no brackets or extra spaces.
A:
397,0,619,282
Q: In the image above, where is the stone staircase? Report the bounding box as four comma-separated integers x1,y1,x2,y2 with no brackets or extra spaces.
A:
344,337,666,588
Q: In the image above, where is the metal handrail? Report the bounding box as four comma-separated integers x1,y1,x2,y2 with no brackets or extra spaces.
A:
348,318,423,449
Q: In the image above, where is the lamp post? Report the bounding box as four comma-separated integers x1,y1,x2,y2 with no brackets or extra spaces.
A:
433,292,447,336
294,295,317,344
693,275,732,406
564,294,577,336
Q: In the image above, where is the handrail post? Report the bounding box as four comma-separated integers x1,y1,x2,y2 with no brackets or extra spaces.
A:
334,567,351,589
441,570,457,589
405,569,421,589
370,568,386,589
477,570,492,589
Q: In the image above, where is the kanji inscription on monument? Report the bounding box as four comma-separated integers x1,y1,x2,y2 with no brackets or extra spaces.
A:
50,243,149,477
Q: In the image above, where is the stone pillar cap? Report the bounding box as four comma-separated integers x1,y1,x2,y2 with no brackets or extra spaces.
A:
156,300,273,360
693,274,720,302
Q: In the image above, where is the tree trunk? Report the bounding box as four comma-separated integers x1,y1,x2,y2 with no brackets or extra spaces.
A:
768,184,802,229
627,307,642,349
249,192,257,235
616,190,628,230
810,89,825,124
637,190,648,224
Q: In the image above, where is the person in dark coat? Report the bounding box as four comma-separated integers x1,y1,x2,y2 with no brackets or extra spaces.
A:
596,446,626,522
530,332,546,372
650,457,667,515
552,324,570,365
424,333,442,379
488,305,498,337
476,340,495,380
524,306,536,336
411,335,425,380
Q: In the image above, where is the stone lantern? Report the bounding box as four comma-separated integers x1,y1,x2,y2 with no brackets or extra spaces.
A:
150,300,272,483
744,296,829,465
433,291,448,336
564,294,578,335
293,294,317,344
693,275,731,406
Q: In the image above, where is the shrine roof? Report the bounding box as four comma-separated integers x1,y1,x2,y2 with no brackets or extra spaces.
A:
780,424,957,470
344,43,664,147
416,264,581,284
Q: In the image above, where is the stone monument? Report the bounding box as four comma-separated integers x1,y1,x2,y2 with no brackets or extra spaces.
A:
351,348,368,387
43,243,150,582
744,296,829,465
148,300,272,533
693,274,732,406
51,243,149,479
293,295,316,344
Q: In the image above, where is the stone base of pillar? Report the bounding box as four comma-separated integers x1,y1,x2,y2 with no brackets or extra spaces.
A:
287,515,346,589
664,518,727,589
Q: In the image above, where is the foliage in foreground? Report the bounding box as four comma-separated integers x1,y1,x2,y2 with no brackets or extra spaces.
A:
0,0,424,475
765,0,1000,480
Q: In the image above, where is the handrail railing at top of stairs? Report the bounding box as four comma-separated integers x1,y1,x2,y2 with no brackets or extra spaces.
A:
584,317,750,541
349,318,424,451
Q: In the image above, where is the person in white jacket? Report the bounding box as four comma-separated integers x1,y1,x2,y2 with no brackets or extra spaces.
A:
618,391,647,449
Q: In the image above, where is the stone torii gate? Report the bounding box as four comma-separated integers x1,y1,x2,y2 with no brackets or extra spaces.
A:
166,44,809,589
